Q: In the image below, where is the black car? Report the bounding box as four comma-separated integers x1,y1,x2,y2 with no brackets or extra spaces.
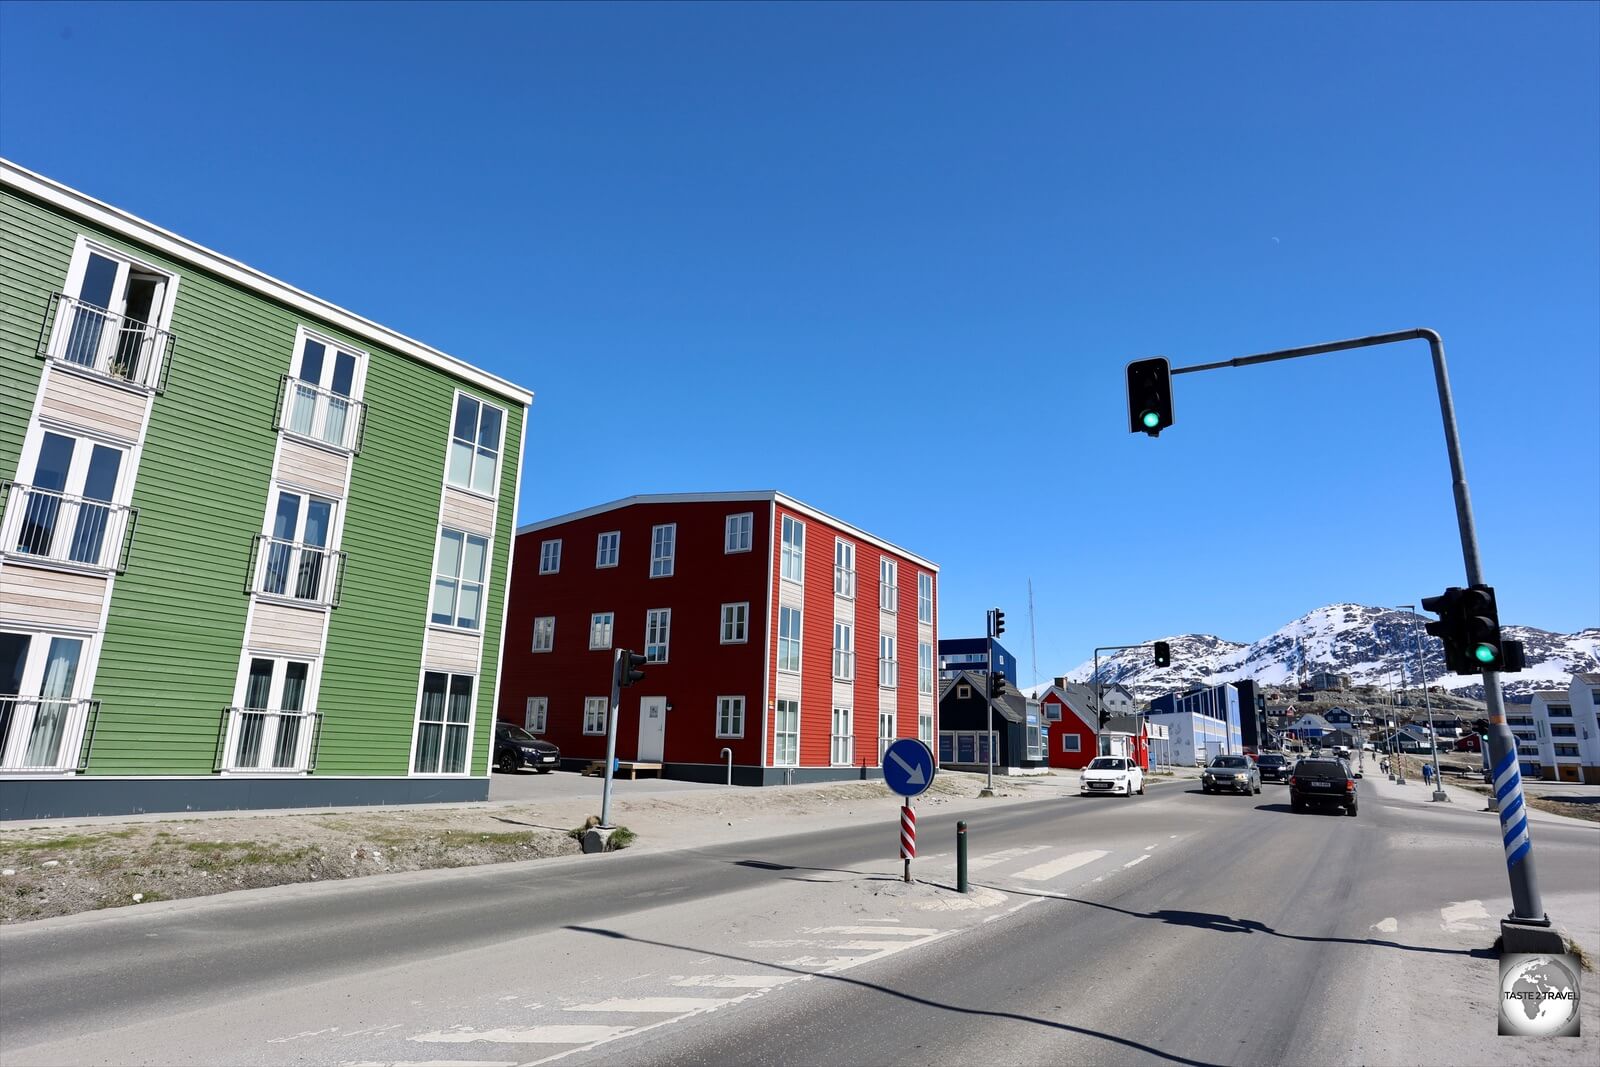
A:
1255,753,1291,782
1289,757,1359,815
495,722,560,774
1202,754,1260,794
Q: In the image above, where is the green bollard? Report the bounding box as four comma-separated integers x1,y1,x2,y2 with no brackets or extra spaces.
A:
956,820,968,893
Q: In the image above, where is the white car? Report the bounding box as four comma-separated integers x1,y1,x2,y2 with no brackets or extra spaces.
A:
1079,756,1144,796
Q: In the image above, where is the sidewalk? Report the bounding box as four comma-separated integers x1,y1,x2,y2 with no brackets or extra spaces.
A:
1362,758,1597,830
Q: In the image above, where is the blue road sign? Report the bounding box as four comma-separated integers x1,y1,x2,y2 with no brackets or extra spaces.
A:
883,738,936,798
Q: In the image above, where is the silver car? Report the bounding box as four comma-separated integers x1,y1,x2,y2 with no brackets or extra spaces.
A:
1202,754,1260,795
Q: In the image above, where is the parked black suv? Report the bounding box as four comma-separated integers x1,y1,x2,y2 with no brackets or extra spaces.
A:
1289,757,1359,816
1255,752,1291,782
495,722,561,774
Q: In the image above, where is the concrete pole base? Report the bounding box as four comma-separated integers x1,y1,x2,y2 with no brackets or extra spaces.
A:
1500,917,1567,956
1395,774,1407,785
977,787,996,798
582,827,619,854
1431,789,1450,802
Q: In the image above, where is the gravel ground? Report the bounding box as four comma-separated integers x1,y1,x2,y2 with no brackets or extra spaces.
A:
0,769,1054,924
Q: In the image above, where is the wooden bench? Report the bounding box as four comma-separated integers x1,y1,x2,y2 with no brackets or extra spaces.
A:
580,760,664,780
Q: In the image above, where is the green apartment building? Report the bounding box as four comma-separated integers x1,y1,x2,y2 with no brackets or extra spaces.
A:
0,160,531,819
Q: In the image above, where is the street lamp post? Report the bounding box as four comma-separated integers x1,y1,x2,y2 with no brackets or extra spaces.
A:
1398,604,1448,802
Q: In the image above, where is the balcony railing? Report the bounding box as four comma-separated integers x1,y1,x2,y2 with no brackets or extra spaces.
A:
833,650,855,681
879,658,898,688
247,535,345,607
0,696,98,772
274,375,366,454
834,566,855,598
0,482,137,574
37,293,174,393
214,706,323,772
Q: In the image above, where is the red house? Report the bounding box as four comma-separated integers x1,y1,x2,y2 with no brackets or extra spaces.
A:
498,492,939,784
1039,683,1100,769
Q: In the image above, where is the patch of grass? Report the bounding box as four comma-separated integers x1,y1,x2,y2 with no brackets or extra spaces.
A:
179,841,316,870
437,830,543,847
605,826,636,851
0,830,136,854
1567,940,1595,972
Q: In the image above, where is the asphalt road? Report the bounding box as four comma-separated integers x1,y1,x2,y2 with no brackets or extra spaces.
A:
3,774,1597,1066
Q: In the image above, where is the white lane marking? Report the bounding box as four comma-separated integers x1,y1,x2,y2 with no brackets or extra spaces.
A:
271,1028,341,1043
744,939,821,948
1169,834,1178,839
415,1026,633,1045
808,925,939,936
1144,844,1158,851
347,1060,519,1066
1373,918,1399,933
672,975,795,989
1123,855,1150,869
1014,850,1110,882
1440,900,1490,932
968,845,1050,871
565,997,733,1013
778,955,862,969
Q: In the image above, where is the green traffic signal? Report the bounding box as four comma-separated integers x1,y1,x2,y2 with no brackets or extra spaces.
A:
1141,411,1160,429
1473,643,1498,665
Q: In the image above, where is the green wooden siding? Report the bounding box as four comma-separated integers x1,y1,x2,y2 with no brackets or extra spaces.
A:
0,191,66,491
0,189,526,780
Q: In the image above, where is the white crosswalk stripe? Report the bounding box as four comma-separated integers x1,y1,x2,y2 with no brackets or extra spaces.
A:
413,1024,635,1044
671,975,795,989
1013,850,1110,882
967,845,1050,870
565,997,734,1014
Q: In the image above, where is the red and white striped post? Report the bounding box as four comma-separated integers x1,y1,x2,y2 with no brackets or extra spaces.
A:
900,801,916,882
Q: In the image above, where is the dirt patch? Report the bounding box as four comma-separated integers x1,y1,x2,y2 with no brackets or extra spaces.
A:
0,807,580,925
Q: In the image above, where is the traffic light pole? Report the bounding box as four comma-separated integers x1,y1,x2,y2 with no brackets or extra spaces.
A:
1166,328,1556,947
1092,644,1146,731
1398,603,1448,802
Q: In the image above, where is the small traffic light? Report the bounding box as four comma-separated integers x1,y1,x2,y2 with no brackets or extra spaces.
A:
616,649,647,688
1125,357,1173,437
992,609,1006,637
1421,587,1469,675
1423,585,1520,674
989,671,1006,699
1153,641,1171,668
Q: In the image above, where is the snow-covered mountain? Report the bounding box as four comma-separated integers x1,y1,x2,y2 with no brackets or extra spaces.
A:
1052,604,1599,703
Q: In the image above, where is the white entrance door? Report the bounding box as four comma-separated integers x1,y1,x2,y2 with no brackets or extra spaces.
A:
637,696,666,762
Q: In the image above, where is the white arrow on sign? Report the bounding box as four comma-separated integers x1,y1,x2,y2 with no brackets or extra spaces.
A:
888,748,926,786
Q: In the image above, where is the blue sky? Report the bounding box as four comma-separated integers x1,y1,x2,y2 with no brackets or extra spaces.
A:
3,1,1595,682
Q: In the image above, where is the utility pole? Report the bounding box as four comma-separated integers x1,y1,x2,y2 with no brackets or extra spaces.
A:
1398,604,1448,802
1125,329,1555,950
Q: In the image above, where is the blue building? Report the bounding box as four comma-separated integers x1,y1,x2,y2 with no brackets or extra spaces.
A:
938,637,1018,685
1149,683,1243,754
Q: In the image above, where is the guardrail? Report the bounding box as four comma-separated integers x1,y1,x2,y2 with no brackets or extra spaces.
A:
36,292,174,393
0,696,99,772
247,534,345,607
273,374,366,454
0,481,137,574
214,706,324,772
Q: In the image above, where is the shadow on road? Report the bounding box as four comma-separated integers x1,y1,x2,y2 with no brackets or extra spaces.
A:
733,858,898,883
1253,802,1349,816
565,924,1230,1067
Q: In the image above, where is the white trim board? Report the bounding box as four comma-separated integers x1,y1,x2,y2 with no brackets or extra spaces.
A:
0,157,533,408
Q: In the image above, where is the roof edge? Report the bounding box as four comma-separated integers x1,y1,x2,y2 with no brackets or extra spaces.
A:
1,157,533,407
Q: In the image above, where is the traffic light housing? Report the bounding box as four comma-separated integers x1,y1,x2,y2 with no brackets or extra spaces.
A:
989,671,1006,699
1153,640,1171,668
616,649,647,688
1126,357,1173,437
1422,584,1522,674
992,609,1006,637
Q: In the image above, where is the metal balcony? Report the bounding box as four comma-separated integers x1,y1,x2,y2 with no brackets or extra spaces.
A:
274,374,367,454
247,534,346,608
0,696,99,772
37,292,174,393
0,482,137,574
214,706,324,773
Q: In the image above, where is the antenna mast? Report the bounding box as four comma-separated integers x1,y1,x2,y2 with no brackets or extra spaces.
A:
1028,578,1039,688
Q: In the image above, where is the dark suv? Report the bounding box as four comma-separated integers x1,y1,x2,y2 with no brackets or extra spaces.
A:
495,722,561,774
1255,753,1290,782
1289,757,1359,816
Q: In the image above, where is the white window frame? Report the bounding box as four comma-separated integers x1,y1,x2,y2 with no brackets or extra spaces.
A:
650,523,676,578
774,698,800,767
1062,733,1081,752
254,484,343,607
539,539,562,574
583,696,608,736
831,706,854,766
919,711,934,749
833,621,855,681
445,390,505,497
409,670,476,776
281,326,368,453
834,539,856,598
45,236,179,391
532,615,555,653
589,612,614,650
720,602,749,644
879,708,896,760
4,423,135,575
778,605,803,674
880,558,898,612
717,695,745,739
431,527,490,631
595,531,619,568
0,628,94,773
525,696,548,733
917,572,933,624
781,515,805,584
879,633,897,689
725,512,753,554
645,608,671,663
918,641,934,695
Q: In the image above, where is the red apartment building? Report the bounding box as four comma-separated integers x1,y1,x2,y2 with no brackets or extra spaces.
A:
498,492,939,785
